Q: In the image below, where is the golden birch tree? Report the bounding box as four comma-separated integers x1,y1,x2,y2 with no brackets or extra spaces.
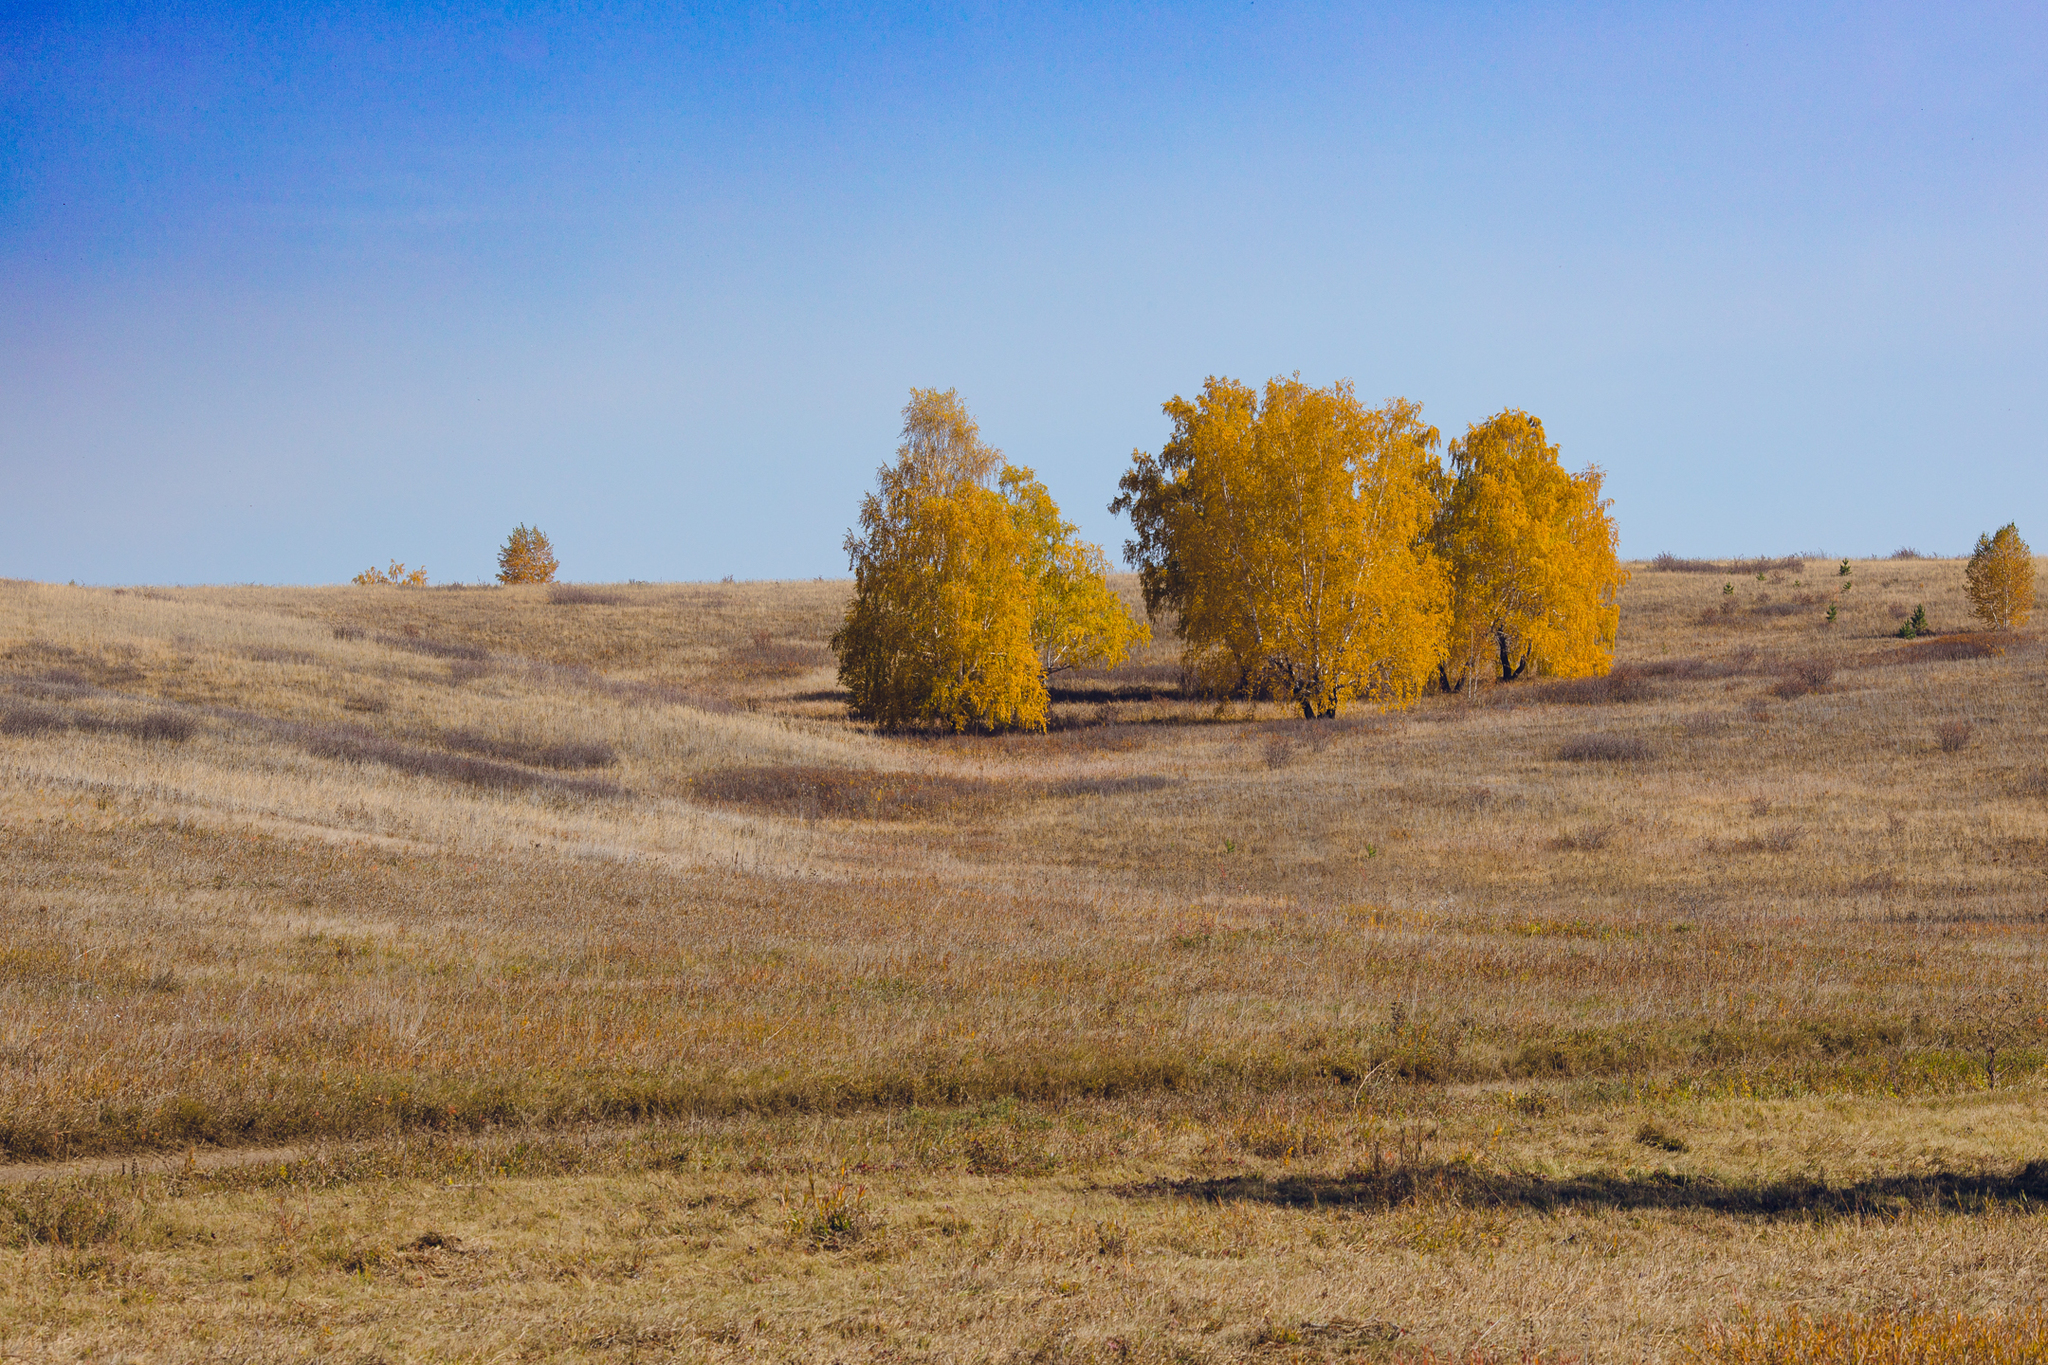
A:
1112,375,1446,718
1964,523,2034,630
1432,410,1624,692
834,389,1144,732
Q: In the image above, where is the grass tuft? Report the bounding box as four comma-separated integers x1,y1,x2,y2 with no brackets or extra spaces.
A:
1932,720,1973,753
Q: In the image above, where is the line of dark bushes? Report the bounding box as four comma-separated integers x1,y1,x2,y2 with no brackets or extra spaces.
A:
439,728,617,771
691,763,1179,819
1652,554,1806,574
375,631,489,662
0,701,194,743
300,726,620,797
1140,1159,2048,1219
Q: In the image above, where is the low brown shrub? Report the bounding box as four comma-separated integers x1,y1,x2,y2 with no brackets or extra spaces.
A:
1231,1110,1335,1161
1772,659,1836,698
1634,1121,1688,1152
1525,667,1656,705
1721,825,1803,854
302,726,618,797
1047,661,1184,704
693,764,1006,820
122,712,196,743
1637,656,1740,680
1035,722,1150,752
441,728,617,770
547,584,627,606
1652,554,1803,575
0,1182,142,1248
1555,734,1654,762
1048,775,1177,799
0,702,67,735
1603,668,1656,702
0,703,194,743
1932,720,1973,753
1255,717,1352,764
246,645,315,664
376,632,489,662
1550,824,1616,852
961,1127,1059,1176
729,629,833,679
1890,633,2011,664
0,1186,146,1252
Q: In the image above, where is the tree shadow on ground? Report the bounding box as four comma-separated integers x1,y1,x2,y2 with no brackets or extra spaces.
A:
1123,1160,2048,1219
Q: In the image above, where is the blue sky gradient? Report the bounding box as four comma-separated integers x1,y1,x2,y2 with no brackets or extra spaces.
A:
4,2,2044,583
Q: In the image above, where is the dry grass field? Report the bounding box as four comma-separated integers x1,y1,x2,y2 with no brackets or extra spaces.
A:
2,557,2045,1364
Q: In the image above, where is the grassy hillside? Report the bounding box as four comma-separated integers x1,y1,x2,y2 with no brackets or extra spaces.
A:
1,559,2044,1363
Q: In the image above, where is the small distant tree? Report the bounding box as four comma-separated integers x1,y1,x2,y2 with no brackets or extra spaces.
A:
352,560,428,586
497,525,560,584
1964,523,2034,630
1955,987,2032,1090
834,389,1144,732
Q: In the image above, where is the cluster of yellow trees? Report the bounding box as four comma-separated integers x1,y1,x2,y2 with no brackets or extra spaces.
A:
350,559,430,586
837,377,1626,731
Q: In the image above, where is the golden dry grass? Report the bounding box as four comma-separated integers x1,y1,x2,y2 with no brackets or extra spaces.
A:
1,557,2044,1363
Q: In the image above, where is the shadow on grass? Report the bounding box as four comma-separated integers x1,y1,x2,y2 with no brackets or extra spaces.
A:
1127,1159,2048,1218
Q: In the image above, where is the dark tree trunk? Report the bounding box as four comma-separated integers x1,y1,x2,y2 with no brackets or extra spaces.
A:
1495,630,1531,681
1438,662,1464,695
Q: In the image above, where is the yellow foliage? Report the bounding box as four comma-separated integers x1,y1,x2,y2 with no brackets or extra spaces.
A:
1113,375,1445,718
351,560,428,587
834,389,1144,732
1003,466,1149,676
1964,522,2033,630
1434,409,1625,691
496,525,560,584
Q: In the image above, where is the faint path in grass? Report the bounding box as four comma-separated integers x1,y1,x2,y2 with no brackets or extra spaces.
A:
0,1144,305,1184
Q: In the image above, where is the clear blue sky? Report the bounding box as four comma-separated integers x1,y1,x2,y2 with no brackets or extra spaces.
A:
4,2,2043,584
